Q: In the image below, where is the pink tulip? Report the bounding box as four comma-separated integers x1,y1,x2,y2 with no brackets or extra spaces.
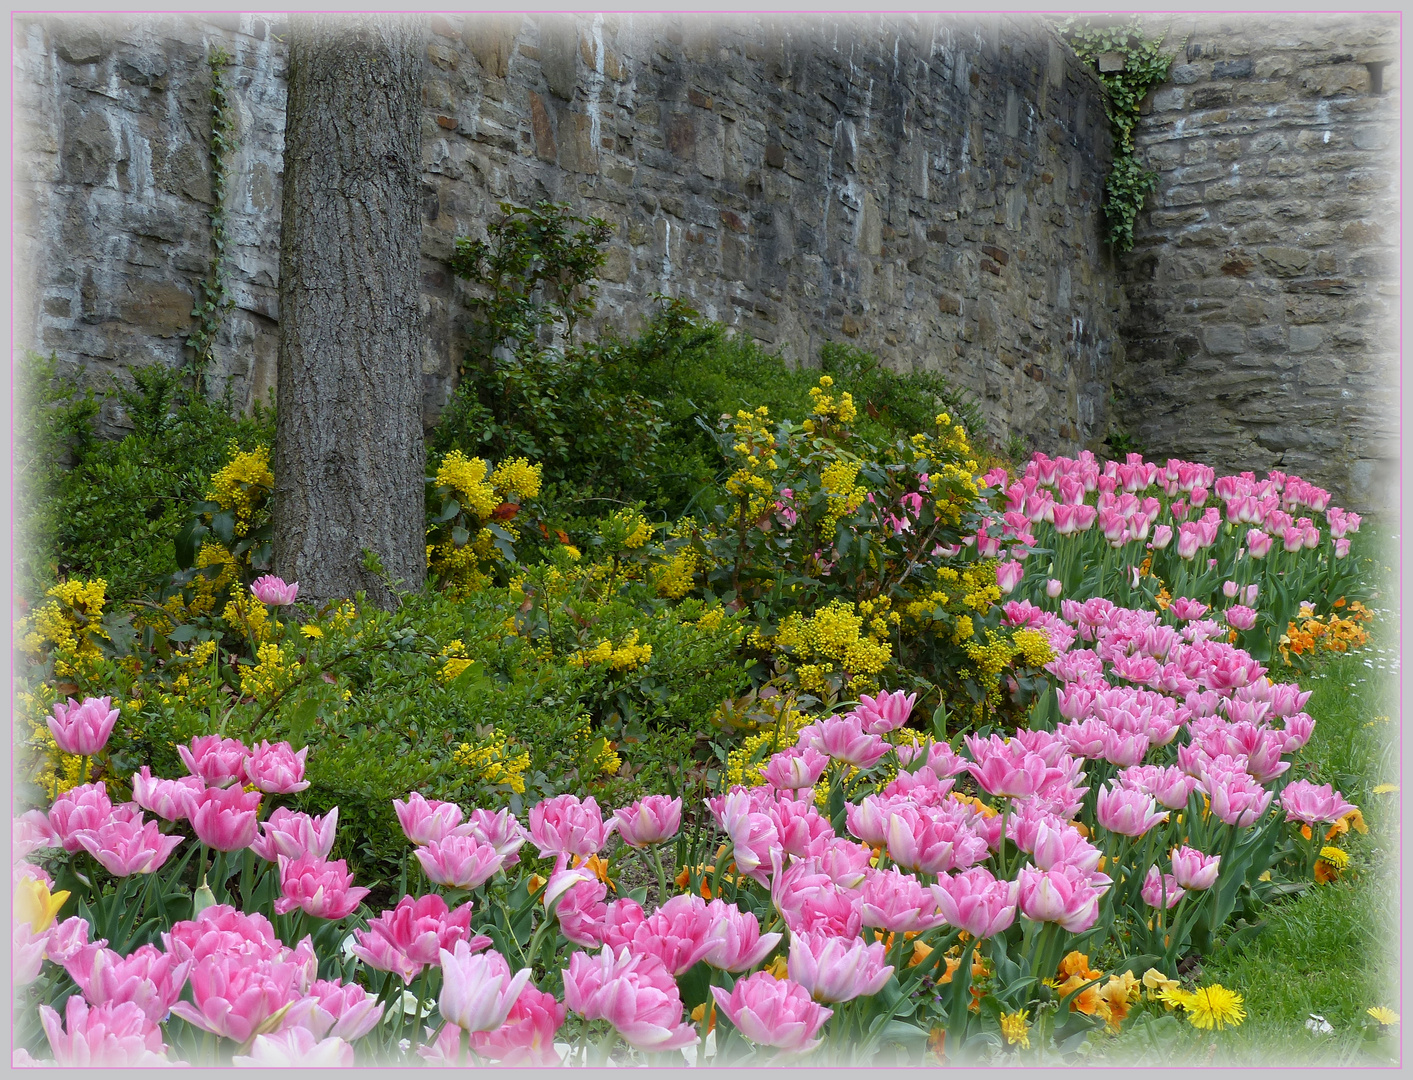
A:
274,854,369,919
393,792,464,846
771,855,863,938
787,928,893,1003
814,837,874,889
1142,866,1185,909
553,874,609,948
798,713,890,769
352,892,483,982
931,867,1019,938
562,946,697,1051
1170,846,1222,891
38,996,171,1067
169,954,306,1043
996,560,1024,595
1030,820,1103,876
48,696,120,757
1118,764,1197,811
286,978,385,1042
611,892,718,976
858,867,948,933
768,794,835,859
245,740,310,794
963,735,1049,798
612,795,682,848
1224,605,1257,631
1151,524,1173,550
162,905,284,966
63,943,192,1023
1016,864,1106,932
471,983,567,1066
233,1027,353,1067
415,834,506,889
761,746,831,791
529,794,615,859
74,817,184,877
700,899,781,972
251,807,340,863
13,809,61,861
1096,783,1168,837
1281,780,1357,825
49,783,118,852
131,768,204,822
45,915,98,966
1047,578,1064,598
856,689,917,735
1334,537,1350,558
250,575,300,606
14,922,49,987
188,784,262,852
1246,528,1273,558
845,793,899,847
458,807,529,866
1279,712,1316,752
177,735,251,788
710,971,833,1054
885,804,990,875
1168,597,1208,622
1205,768,1274,827
439,942,531,1033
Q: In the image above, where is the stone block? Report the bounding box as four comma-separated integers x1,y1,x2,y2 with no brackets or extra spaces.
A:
119,281,193,335
1258,245,1313,275
1203,324,1247,354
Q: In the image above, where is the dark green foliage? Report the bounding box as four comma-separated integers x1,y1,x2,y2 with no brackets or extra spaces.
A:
14,353,272,603
1058,18,1179,252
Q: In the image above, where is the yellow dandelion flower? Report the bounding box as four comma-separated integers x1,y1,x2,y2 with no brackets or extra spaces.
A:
1184,984,1245,1030
1367,1007,1400,1026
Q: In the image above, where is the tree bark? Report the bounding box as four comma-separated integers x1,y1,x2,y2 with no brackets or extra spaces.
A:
274,14,428,609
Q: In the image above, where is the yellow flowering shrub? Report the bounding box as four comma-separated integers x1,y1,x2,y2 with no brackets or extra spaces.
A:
765,598,892,696
427,450,544,599
14,577,110,679
453,731,531,793
207,443,274,537
239,642,301,701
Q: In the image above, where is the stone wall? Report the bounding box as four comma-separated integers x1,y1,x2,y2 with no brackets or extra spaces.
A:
1117,13,1399,513
12,12,1123,453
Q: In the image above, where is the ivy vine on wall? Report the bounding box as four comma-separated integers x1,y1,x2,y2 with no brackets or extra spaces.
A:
186,44,238,392
1058,18,1181,253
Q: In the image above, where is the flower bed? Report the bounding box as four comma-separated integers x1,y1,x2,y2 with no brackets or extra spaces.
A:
13,584,1368,1064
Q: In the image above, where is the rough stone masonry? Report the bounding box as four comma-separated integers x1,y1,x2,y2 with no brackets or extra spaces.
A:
11,12,1399,511
13,13,1120,459
1119,13,1398,514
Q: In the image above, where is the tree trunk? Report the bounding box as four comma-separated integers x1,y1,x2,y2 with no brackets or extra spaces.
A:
273,14,428,609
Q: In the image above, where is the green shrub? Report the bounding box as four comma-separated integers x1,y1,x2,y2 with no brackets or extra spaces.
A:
14,354,272,603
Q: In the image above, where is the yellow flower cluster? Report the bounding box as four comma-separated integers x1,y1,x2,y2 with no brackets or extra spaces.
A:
769,599,892,694
566,629,653,672
14,578,110,678
962,629,1021,708
806,375,857,427
222,591,276,644
724,407,778,515
1011,627,1055,669
207,443,274,537
724,703,812,789
818,458,868,533
439,640,473,683
489,456,543,500
453,732,531,793
653,548,700,599
239,642,300,701
562,714,622,776
436,450,501,520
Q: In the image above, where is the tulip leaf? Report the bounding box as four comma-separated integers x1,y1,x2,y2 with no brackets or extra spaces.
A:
677,959,713,1009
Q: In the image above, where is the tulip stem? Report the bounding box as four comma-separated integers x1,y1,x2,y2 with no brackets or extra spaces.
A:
80,755,90,785
650,844,670,903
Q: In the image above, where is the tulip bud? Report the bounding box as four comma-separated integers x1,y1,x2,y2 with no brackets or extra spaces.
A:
192,880,217,917
1223,580,1239,598
1046,579,1063,598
